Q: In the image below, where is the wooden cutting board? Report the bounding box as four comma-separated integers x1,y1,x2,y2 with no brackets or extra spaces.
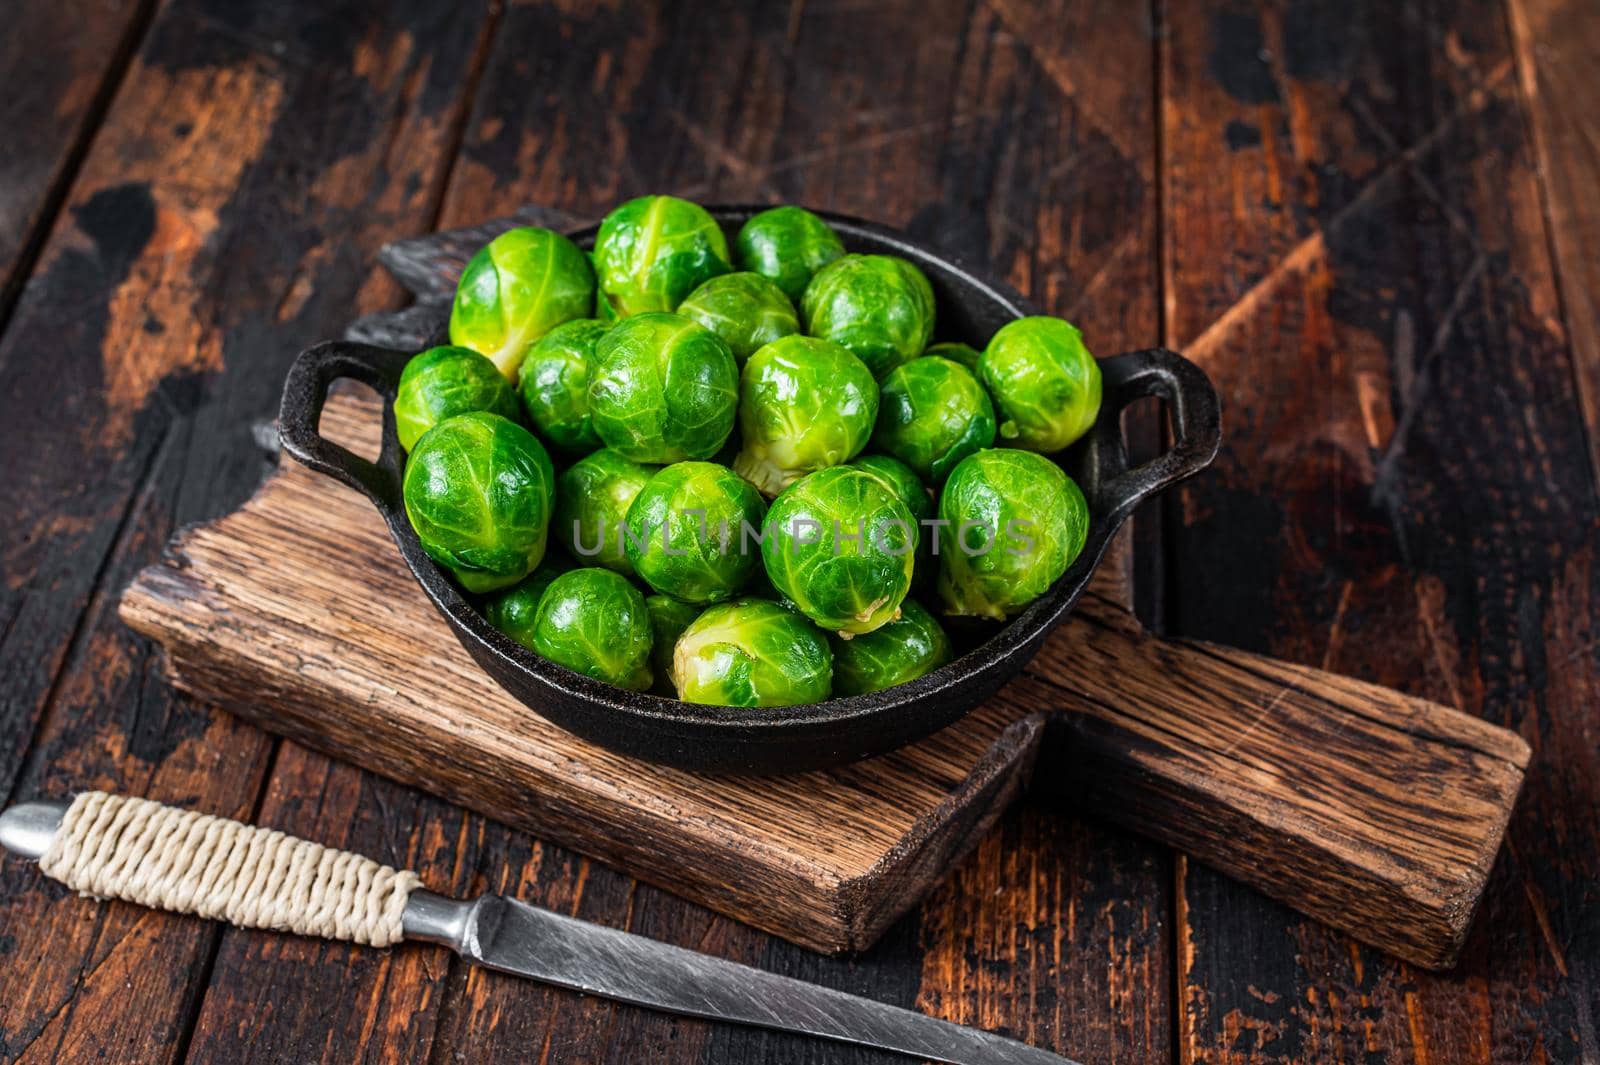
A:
118,383,1529,969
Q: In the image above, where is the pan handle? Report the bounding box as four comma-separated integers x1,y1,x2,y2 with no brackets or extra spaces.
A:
1087,347,1221,524
278,340,412,510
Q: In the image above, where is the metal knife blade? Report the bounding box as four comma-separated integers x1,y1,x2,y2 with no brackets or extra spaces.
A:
2,799,1078,1065
405,892,1078,1065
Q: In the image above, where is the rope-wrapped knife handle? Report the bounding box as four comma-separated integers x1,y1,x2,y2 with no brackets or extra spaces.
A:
31,792,421,947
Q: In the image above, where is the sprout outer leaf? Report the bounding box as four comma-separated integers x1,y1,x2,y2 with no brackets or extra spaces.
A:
671,597,832,706
531,567,654,690
449,227,595,380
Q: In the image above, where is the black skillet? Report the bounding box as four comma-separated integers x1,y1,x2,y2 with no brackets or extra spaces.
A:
278,207,1221,774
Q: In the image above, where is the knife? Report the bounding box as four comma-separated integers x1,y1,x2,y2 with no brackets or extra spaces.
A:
0,793,1076,1065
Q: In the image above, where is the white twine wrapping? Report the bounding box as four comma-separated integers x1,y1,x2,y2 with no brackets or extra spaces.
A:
39,792,421,947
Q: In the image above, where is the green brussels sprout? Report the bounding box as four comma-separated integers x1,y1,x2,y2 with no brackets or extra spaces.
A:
403,412,556,594
924,341,982,372
592,195,731,316
625,461,766,603
394,345,522,452
871,356,997,484
762,466,916,636
531,568,653,690
733,206,846,303
676,272,799,362
482,556,573,651
588,252,621,324
671,598,832,706
979,316,1103,452
731,335,878,498
645,593,701,695
517,318,609,452
449,227,595,380
588,312,739,463
800,254,935,379
850,453,935,586
850,454,934,527
936,448,1090,619
554,448,658,574
829,599,953,696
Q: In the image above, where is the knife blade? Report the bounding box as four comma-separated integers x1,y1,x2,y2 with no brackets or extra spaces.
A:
2,795,1078,1065
409,892,1074,1065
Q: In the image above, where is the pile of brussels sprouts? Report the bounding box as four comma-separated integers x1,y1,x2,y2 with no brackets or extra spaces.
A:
395,196,1100,707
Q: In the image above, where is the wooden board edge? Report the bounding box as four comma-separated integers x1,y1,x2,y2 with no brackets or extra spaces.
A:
1062,708,1527,969
117,552,1047,955
832,713,1048,950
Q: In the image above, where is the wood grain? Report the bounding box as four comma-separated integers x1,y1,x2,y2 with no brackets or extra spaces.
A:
1507,0,1600,483
1162,0,1599,1060
0,0,1592,1061
0,0,498,1061
0,0,154,320
120,385,1526,970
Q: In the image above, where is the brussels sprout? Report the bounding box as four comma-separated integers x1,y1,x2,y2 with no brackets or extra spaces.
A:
531,568,653,690
979,316,1102,452
734,206,846,303
677,272,800,362
588,252,621,324
482,556,573,651
394,346,522,452
924,341,982,372
449,227,595,380
625,461,766,603
517,318,608,452
554,448,658,574
851,453,934,585
850,454,934,527
592,195,731,316
936,448,1090,619
671,598,832,706
645,593,700,695
588,312,739,463
731,335,878,497
828,599,953,696
800,254,935,379
403,412,555,594
871,356,997,484
762,466,916,636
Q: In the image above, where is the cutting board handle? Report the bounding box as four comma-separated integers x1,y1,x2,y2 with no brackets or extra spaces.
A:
278,340,410,509
1025,592,1531,969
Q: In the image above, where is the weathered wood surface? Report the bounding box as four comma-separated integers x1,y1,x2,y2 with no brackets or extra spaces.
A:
0,1,1595,1063
120,384,1525,965
1508,0,1600,482
0,0,154,322
1163,0,1600,1061
0,0,494,1061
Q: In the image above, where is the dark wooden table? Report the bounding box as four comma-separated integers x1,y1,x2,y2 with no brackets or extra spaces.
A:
1,1,1596,1061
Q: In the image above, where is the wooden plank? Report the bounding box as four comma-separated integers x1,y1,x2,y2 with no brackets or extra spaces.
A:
1507,0,1600,483
1162,0,1598,1060
0,0,153,319
0,453,275,1065
0,0,495,1061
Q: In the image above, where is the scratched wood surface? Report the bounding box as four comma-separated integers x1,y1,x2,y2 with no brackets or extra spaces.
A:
0,2,1593,1064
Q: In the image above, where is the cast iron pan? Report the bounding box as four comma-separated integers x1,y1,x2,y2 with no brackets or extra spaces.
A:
278,208,1221,773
